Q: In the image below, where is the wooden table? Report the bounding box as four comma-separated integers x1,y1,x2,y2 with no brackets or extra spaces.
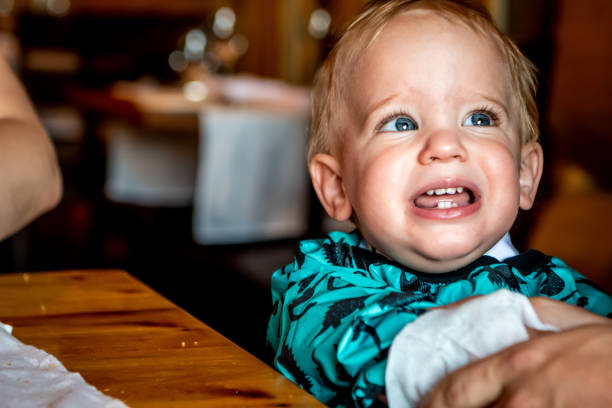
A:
0,269,324,407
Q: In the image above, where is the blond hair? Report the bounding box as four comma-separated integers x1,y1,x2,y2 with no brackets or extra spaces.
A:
308,0,539,163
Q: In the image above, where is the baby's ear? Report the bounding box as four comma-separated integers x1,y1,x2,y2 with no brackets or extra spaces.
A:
309,153,353,221
518,142,544,210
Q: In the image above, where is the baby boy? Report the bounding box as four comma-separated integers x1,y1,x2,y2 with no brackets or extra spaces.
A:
267,0,612,407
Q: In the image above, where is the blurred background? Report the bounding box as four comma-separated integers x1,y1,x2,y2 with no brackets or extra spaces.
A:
0,0,610,363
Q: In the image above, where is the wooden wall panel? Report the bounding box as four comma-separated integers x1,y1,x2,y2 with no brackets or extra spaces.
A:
546,0,612,187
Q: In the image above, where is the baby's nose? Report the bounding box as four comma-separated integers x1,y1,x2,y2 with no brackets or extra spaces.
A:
417,128,467,164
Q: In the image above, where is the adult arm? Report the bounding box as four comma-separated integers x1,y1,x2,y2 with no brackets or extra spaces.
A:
0,56,62,240
421,323,612,408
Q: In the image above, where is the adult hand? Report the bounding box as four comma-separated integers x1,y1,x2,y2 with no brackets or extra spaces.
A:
529,296,612,330
421,323,612,408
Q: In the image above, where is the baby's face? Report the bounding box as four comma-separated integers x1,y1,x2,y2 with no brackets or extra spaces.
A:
335,11,535,272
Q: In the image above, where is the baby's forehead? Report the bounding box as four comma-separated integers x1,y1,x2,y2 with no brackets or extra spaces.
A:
347,9,507,77
343,11,512,97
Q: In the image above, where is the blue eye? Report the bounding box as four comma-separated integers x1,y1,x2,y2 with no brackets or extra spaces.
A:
463,112,494,126
380,116,418,132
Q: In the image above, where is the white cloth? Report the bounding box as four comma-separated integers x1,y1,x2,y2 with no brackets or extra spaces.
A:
385,289,558,408
0,323,128,408
104,121,198,207
192,106,310,244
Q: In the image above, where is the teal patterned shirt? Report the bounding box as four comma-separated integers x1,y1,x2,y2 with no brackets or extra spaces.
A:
266,231,612,407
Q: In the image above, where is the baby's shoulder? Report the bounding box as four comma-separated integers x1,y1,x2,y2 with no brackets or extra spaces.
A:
504,249,571,276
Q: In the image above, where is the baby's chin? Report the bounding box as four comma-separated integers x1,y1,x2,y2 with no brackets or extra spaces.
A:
392,244,489,274
405,256,481,274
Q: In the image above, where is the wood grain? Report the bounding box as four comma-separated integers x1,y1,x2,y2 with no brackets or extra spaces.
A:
0,270,324,407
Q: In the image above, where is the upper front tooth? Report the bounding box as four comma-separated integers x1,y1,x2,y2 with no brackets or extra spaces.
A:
457,187,464,193
446,187,456,194
426,190,434,196
435,188,446,195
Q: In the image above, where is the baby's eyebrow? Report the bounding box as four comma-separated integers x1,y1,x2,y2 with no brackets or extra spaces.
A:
368,93,400,114
362,86,426,120
358,92,401,129
476,94,509,116
359,92,400,124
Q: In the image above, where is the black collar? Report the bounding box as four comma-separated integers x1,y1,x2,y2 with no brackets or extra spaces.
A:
350,245,550,284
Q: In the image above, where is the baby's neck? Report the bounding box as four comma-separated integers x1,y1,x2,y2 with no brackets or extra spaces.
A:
358,232,518,265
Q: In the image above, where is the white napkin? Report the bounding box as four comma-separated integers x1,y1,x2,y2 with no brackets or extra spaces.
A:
385,289,558,408
0,322,128,408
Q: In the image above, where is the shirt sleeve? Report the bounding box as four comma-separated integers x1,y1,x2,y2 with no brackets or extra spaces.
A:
529,256,612,316
266,248,439,407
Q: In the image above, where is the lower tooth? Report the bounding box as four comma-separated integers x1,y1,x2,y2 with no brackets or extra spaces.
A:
436,201,459,209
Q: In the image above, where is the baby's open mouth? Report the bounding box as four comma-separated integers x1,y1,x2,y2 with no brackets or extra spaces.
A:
414,186,475,209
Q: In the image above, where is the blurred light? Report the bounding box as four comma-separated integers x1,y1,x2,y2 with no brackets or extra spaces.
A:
0,0,14,16
204,56,221,73
47,0,70,16
213,7,236,39
229,34,248,56
24,49,80,73
185,29,207,62
30,0,46,13
183,81,208,102
168,50,188,72
308,8,331,39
